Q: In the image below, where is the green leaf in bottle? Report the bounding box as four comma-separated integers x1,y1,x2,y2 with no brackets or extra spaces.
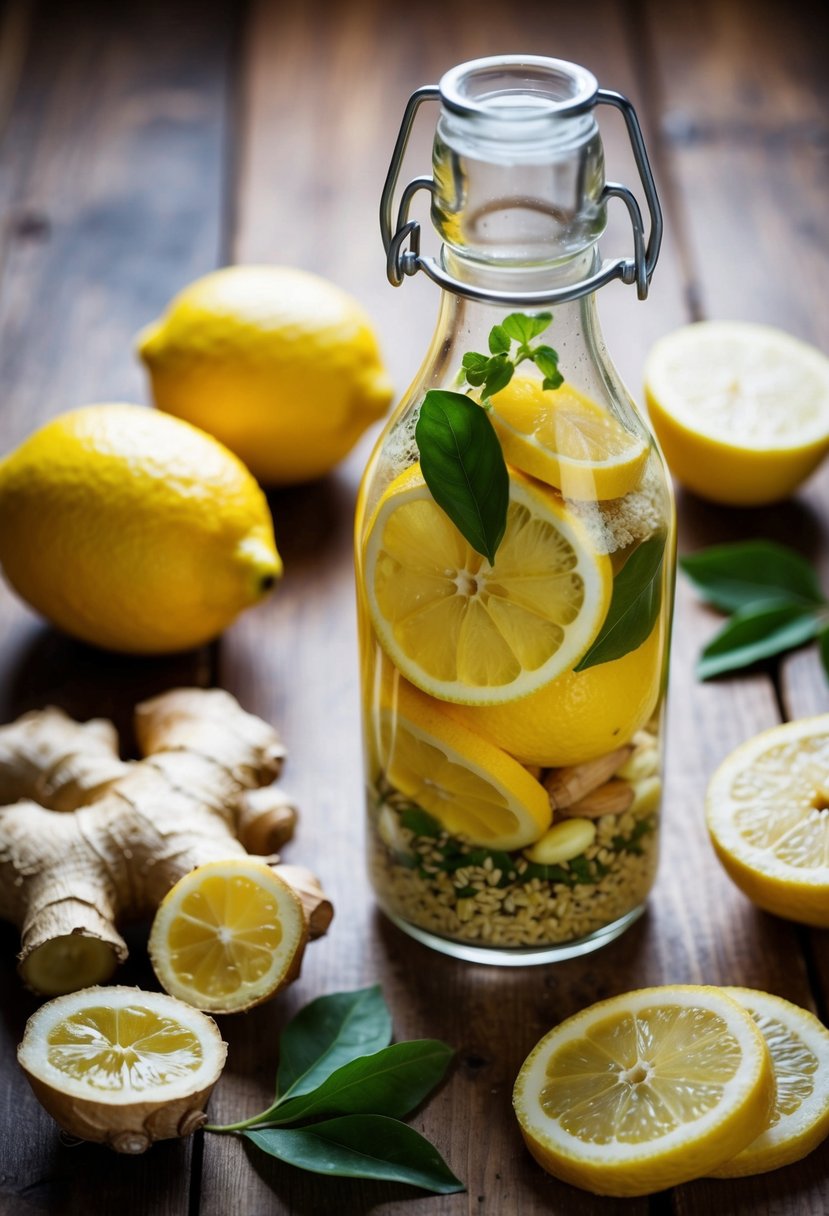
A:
415,389,509,565
575,533,667,670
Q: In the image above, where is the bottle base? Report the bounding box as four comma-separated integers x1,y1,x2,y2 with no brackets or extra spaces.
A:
377,900,646,966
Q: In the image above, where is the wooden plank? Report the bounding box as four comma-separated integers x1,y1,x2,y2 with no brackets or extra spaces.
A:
642,0,829,1211
0,1,236,1212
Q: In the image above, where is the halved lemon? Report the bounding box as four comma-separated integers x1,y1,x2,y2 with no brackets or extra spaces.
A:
378,678,551,850
710,988,829,1177
513,985,775,1197
17,985,226,1152
363,464,612,706
149,858,308,1013
705,716,829,928
645,321,829,505
489,376,649,500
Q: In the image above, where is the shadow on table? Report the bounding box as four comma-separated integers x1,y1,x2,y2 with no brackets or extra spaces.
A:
0,622,212,751
675,484,827,558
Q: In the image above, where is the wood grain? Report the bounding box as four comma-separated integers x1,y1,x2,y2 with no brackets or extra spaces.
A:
0,1,827,1214
0,1,235,1212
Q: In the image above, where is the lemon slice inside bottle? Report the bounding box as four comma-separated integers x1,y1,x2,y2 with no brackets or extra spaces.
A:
513,985,775,1197
705,716,829,928
710,988,829,1177
149,859,307,1013
489,377,649,501
363,464,612,706
379,678,551,850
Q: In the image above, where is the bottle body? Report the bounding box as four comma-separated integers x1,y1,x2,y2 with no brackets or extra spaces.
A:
355,285,674,963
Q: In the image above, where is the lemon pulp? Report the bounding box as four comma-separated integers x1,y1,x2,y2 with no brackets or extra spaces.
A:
513,986,775,1197
711,987,829,1176
46,1005,203,1092
490,377,648,500
379,679,551,850
706,716,829,927
365,465,612,705
149,860,307,1012
167,874,285,1000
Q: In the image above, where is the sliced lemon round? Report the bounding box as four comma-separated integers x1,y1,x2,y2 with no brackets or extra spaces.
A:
489,376,649,500
710,988,829,1177
363,464,612,706
513,985,775,1197
379,678,551,850
645,322,829,505
149,858,308,1013
705,716,829,928
17,985,226,1152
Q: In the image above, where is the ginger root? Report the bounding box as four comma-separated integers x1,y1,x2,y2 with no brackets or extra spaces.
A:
0,688,332,998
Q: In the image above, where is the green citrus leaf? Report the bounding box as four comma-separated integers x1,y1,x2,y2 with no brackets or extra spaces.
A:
275,985,392,1102
575,533,667,670
256,1041,454,1126
681,540,824,612
244,1116,465,1193
697,599,822,680
415,390,509,564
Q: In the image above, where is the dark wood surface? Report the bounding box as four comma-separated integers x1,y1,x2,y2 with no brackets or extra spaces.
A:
1,2,827,1214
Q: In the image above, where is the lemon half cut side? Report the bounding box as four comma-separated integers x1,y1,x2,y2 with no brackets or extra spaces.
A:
513,985,775,1197
17,986,226,1152
364,465,612,706
645,321,829,505
705,716,829,928
149,859,308,1013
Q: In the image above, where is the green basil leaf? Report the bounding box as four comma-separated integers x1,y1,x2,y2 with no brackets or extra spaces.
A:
542,374,564,391
275,986,392,1102
415,390,509,564
576,533,667,670
681,540,824,611
463,367,487,387
697,600,822,680
461,351,488,370
244,1115,465,1193
260,1041,454,1126
501,312,551,343
820,627,829,681
488,325,510,354
483,356,514,397
532,345,560,380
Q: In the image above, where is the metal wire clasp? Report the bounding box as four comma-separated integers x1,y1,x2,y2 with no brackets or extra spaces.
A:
379,77,663,306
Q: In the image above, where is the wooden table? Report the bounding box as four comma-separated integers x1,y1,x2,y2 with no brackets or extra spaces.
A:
1,2,827,1213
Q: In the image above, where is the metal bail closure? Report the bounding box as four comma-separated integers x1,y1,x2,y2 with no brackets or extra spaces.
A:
379,58,663,305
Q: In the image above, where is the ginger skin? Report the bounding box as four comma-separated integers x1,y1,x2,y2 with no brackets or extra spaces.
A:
0,688,331,996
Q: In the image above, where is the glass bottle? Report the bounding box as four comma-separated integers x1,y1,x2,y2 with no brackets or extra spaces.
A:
355,56,675,964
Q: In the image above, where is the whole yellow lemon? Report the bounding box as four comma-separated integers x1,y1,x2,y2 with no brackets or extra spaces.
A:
0,405,281,653
137,265,394,484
